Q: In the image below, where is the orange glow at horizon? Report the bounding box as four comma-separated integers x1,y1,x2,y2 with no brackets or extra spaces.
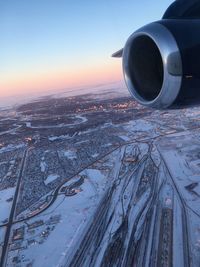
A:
0,60,122,97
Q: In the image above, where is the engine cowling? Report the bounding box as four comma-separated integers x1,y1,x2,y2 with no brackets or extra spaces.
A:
114,0,200,108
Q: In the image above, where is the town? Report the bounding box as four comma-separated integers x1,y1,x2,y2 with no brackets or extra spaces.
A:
1,87,200,266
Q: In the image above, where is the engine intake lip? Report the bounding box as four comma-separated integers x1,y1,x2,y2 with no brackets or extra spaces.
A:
122,22,182,108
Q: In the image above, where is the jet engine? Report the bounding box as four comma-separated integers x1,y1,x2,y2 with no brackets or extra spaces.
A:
113,0,200,108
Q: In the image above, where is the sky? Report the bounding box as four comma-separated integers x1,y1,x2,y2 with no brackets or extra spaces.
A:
0,0,173,97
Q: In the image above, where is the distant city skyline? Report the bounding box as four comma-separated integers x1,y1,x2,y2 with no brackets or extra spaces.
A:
0,0,173,97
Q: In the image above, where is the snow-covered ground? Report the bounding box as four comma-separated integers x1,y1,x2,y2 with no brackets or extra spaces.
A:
0,144,25,154
13,168,110,267
44,174,60,185
64,150,77,160
123,119,159,140
25,115,87,129
40,160,47,173
0,227,6,257
0,125,21,136
48,134,72,142
3,86,200,266
0,188,15,224
157,130,200,217
7,148,122,267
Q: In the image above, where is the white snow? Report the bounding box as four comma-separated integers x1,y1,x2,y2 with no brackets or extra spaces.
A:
124,119,156,132
102,143,112,148
0,125,21,136
91,153,99,158
0,188,15,223
64,150,77,160
25,122,31,127
40,161,47,172
24,115,87,130
0,227,6,247
10,149,122,267
75,115,88,123
85,169,105,183
44,174,60,185
119,135,130,141
75,140,89,145
20,178,101,267
157,132,200,217
0,143,25,153
48,135,71,141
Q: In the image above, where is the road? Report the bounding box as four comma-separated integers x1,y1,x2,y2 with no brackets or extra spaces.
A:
0,147,28,267
1,125,200,266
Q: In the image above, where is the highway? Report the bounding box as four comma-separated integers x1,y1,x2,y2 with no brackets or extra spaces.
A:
0,147,28,267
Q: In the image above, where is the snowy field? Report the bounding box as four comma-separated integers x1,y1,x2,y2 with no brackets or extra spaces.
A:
0,188,15,224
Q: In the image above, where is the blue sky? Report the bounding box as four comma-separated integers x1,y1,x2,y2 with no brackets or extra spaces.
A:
0,0,174,96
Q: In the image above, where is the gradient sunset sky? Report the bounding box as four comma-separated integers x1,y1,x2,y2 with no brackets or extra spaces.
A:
0,0,173,97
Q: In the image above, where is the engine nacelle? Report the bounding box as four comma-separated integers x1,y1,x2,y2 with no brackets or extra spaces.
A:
114,0,200,108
